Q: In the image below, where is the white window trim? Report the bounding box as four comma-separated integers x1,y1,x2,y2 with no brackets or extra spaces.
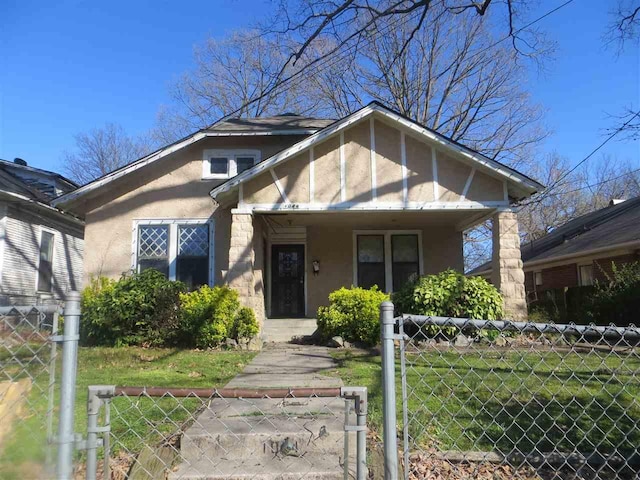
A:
35,226,57,294
202,149,261,180
578,262,594,287
352,229,424,293
131,218,215,285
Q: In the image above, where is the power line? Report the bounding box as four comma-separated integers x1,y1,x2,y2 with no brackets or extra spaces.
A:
519,110,640,207
217,0,575,121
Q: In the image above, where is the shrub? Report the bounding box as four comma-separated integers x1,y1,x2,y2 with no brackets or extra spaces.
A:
231,307,260,343
316,286,389,346
584,262,640,325
80,270,186,347
179,285,259,348
393,269,503,320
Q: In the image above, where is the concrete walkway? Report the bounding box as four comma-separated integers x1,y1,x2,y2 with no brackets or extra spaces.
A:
226,343,343,389
171,344,351,479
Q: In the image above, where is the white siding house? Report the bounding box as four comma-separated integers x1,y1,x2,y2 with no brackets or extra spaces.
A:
0,159,84,305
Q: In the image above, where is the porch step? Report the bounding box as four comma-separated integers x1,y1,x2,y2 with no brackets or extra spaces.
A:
169,396,354,480
262,318,318,343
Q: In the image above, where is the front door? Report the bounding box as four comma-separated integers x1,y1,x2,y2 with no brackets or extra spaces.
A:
271,245,305,317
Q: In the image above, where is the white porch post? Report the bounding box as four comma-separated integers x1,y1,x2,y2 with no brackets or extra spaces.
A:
491,210,527,321
227,211,263,326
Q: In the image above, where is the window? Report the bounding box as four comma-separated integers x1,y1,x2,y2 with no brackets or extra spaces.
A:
137,225,170,277
202,149,260,179
391,235,419,291
357,235,385,290
177,225,209,289
534,271,543,286
354,231,422,292
209,157,229,175
236,156,255,175
37,231,54,292
135,220,212,288
579,264,594,286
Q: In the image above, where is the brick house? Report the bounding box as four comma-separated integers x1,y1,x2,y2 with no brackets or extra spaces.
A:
471,197,640,303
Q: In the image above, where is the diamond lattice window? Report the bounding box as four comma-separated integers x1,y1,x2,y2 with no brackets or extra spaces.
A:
137,225,169,277
177,225,209,290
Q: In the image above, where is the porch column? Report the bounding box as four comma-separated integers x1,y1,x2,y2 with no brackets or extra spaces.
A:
491,210,527,321
227,211,258,319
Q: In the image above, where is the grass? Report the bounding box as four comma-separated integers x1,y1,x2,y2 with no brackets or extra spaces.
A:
0,345,255,479
330,345,640,459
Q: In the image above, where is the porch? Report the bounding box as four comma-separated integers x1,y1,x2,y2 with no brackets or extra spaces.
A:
226,208,527,330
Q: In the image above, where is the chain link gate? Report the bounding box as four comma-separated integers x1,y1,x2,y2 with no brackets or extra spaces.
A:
82,385,368,479
0,303,62,478
380,301,640,480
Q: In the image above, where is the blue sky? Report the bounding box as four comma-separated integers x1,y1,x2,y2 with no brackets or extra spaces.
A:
1,0,638,175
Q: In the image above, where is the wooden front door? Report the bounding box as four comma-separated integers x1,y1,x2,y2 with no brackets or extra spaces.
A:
271,245,305,317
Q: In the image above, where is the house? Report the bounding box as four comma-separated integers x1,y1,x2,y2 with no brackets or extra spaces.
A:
52,102,542,336
0,158,84,305
470,196,640,301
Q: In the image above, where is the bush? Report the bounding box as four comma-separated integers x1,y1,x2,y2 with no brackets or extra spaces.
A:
316,286,389,346
179,285,259,348
393,269,503,320
584,262,640,325
80,270,186,347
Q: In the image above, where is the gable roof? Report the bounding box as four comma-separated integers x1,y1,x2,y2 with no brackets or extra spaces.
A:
206,114,334,134
52,114,333,208
0,159,78,198
209,101,544,202
470,197,640,274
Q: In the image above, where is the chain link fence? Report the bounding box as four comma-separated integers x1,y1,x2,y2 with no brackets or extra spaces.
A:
0,304,61,479
81,386,367,480
380,304,640,480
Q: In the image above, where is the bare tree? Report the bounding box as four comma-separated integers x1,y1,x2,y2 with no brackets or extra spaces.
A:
152,30,315,144
63,123,151,185
465,154,640,270
302,7,547,167
605,0,640,49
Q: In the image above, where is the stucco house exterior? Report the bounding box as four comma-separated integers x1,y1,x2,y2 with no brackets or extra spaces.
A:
0,158,84,305
52,102,542,336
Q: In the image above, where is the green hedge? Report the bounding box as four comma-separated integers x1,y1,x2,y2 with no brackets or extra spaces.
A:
393,269,503,320
316,286,389,346
80,271,258,348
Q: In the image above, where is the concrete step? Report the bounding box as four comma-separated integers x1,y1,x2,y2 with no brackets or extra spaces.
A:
180,398,351,463
169,451,350,479
262,319,318,343
173,396,354,479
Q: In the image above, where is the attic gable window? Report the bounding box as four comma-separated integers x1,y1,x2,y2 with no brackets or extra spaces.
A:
203,149,261,179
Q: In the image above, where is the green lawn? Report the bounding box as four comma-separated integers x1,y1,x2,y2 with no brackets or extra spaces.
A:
331,346,640,459
0,346,255,480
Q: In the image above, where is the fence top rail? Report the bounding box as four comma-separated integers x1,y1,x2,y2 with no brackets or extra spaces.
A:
0,305,62,315
400,314,640,339
113,386,344,399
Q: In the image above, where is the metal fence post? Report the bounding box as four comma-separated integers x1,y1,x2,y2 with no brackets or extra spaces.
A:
56,291,81,480
380,301,398,480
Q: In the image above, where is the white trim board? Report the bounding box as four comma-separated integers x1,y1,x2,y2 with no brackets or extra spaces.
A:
131,218,216,286
233,200,508,214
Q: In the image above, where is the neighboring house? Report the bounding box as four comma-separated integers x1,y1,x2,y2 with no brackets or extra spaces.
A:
470,197,640,302
0,158,84,305
53,102,542,332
